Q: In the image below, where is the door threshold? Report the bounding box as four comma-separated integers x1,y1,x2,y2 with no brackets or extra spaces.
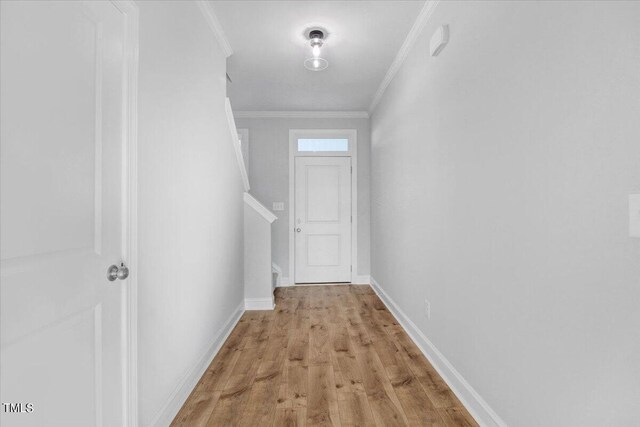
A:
293,282,352,286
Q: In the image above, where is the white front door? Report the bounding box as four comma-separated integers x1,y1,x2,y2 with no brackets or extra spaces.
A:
1,1,132,425
294,157,351,283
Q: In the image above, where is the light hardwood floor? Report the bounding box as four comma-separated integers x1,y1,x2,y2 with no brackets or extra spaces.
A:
171,285,478,426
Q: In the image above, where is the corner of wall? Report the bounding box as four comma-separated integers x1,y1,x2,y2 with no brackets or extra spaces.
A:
369,277,507,427
150,301,244,427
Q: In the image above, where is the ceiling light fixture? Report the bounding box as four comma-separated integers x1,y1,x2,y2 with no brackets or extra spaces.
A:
304,29,328,71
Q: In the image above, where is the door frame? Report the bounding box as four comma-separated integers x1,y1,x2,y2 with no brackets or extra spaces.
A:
112,1,139,425
288,129,358,284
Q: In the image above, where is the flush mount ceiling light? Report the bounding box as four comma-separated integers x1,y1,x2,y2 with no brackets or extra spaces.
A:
304,29,328,71
304,57,328,71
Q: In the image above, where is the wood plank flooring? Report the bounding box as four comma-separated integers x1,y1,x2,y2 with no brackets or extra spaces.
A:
171,285,478,427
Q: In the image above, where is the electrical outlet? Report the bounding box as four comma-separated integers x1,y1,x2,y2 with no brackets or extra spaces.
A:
424,298,431,319
272,202,285,211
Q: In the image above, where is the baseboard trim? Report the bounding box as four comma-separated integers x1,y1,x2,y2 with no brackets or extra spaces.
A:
271,263,283,288
276,276,292,287
245,297,275,310
275,276,370,287
369,277,507,427
355,275,371,285
151,301,244,427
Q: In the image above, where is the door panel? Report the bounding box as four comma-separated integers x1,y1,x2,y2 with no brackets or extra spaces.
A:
306,235,341,266
1,1,128,425
295,157,351,283
306,165,341,222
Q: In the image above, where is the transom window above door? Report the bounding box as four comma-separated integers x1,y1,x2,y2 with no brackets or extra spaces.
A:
297,138,349,152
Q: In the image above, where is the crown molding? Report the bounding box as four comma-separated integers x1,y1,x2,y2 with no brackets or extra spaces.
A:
233,111,369,119
368,0,440,114
196,0,233,58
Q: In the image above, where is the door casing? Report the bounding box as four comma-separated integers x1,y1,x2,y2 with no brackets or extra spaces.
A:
115,1,139,424
288,129,358,285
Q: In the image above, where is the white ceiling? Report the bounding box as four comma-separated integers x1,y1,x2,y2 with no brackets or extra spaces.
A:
211,1,425,112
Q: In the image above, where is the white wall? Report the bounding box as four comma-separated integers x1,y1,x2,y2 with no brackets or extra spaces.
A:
244,201,274,306
137,2,244,425
234,117,371,281
370,1,640,426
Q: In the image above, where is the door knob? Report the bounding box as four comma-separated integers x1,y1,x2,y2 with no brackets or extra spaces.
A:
117,263,129,280
296,228,301,232
107,262,129,281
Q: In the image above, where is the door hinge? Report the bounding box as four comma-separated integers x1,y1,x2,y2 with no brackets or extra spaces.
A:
350,265,352,272
350,166,353,174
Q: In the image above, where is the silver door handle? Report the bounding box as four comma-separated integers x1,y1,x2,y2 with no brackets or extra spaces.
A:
107,262,129,281
296,228,301,232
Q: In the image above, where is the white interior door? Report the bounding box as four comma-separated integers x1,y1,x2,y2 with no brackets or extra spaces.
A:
1,1,131,425
294,157,351,283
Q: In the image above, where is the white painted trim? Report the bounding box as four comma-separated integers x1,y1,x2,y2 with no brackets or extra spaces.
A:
244,192,277,223
150,301,244,427
286,282,351,287
368,0,440,113
270,264,292,288
111,1,139,425
272,262,282,288
271,262,282,276
369,277,507,427
355,275,371,285
276,275,293,288
234,111,369,119
195,0,233,58
237,128,249,183
288,129,358,285
225,98,250,191
245,297,275,310
278,277,292,287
